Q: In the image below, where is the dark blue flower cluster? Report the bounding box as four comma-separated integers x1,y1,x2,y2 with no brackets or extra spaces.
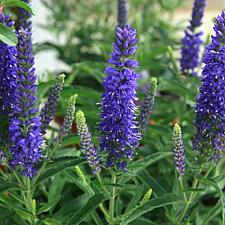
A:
0,13,17,115
100,25,140,170
194,11,225,160
9,28,43,178
180,0,206,75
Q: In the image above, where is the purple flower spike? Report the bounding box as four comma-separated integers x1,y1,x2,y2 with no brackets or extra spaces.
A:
99,24,141,170
180,0,206,75
0,13,17,145
9,28,43,178
173,124,185,176
194,11,225,161
190,0,206,30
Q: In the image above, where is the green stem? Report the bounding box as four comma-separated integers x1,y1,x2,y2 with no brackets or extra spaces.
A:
109,171,116,225
177,177,198,224
97,172,110,195
178,175,187,203
26,178,36,225
177,163,215,224
33,138,61,186
75,166,110,222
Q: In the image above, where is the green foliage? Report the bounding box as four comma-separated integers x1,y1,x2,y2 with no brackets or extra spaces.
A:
0,23,17,45
0,0,33,45
1,0,33,14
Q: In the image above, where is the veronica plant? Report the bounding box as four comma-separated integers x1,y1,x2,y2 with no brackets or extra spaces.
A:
1,2,225,225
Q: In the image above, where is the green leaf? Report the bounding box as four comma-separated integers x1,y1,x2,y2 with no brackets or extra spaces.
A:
0,23,17,46
202,201,221,225
43,218,62,225
61,135,80,147
125,184,145,213
92,211,104,225
159,78,194,97
120,194,178,225
37,157,83,184
130,218,157,225
2,0,33,14
139,170,166,196
128,152,172,172
37,195,61,215
0,195,32,221
65,193,107,225
202,178,225,224
38,80,55,100
0,182,16,193
54,193,90,222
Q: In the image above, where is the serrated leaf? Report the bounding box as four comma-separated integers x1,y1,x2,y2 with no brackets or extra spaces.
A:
65,193,107,225
0,23,17,46
2,0,33,14
37,195,61,215
120,194,178,225
36,157,83,184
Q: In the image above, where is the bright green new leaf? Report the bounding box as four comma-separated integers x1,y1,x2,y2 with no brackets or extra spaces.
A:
0,23,17,46
2,0,33,14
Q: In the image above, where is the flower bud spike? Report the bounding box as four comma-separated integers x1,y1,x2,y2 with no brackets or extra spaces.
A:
173,124,186,176
76,110,101,174
58,94,77,140
40,74,65,135
139,77,157,135
140,188,153,205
